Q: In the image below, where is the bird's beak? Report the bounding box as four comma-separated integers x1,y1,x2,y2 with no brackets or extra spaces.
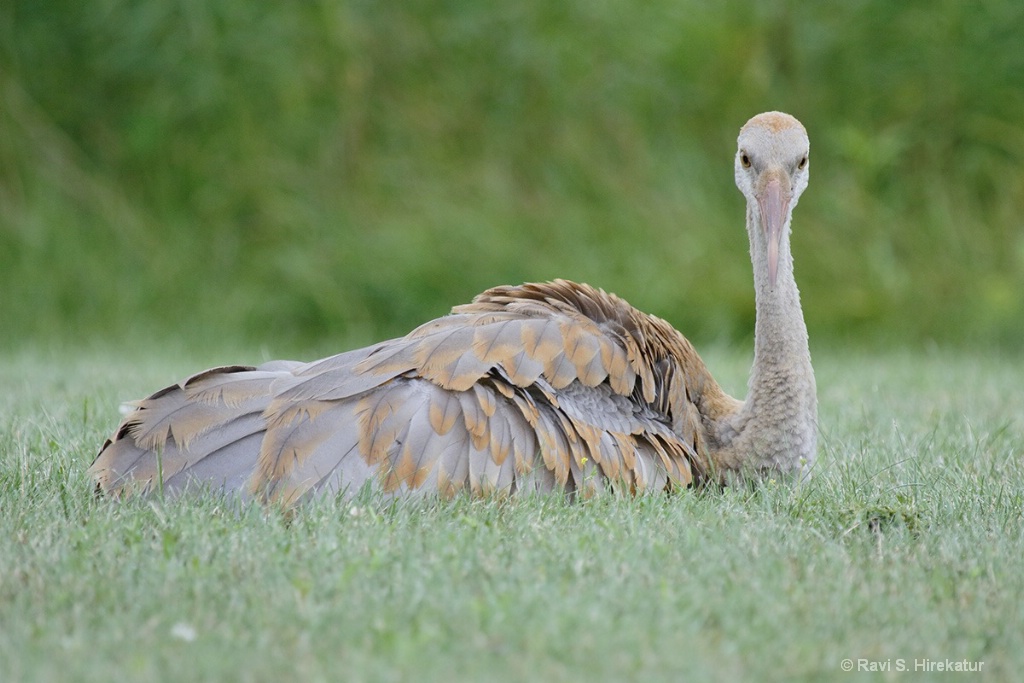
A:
757,175,790,287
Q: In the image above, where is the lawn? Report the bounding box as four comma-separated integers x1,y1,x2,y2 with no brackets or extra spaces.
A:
3,1,1022,680
1,345,1020,681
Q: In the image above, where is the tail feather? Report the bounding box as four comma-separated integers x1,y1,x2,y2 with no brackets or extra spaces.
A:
90,280,720,506
163,431,265,499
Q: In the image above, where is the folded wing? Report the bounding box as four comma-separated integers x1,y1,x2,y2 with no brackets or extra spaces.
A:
90,281,714,505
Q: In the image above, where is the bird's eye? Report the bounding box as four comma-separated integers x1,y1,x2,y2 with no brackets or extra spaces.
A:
740,153,751,168
797,156,807,170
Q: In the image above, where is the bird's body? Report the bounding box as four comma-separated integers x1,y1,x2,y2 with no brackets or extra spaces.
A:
90,112,817,505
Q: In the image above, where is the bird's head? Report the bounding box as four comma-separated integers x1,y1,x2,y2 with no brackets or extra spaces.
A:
734,112,809,287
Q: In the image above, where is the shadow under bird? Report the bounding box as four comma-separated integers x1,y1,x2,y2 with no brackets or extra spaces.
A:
90,112,818,506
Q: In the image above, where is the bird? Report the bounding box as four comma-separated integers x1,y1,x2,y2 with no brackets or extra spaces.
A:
89,111,817,506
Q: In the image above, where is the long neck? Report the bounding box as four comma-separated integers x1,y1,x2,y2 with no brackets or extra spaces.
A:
750,207,809,372
733,206,817,475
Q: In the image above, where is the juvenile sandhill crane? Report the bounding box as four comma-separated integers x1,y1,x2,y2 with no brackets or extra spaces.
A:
90,112,817,505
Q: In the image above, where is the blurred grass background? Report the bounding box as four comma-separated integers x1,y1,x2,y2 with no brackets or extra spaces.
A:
1,0,1023,351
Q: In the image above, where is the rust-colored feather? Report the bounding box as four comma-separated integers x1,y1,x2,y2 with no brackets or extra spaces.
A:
355,386,405,465
427,391,461,435
521,319,564,367
471,319,523,364
502,349,546,387
91,279,740,506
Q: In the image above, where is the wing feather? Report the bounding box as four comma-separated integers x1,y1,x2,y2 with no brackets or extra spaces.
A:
92,280,724,506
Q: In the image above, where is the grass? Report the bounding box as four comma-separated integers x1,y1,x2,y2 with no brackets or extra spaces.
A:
2,3,1020,677
1,345,1021,682
2,0,1024,348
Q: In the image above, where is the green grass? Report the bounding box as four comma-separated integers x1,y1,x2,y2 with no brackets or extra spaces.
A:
2,0,1024,348
3,4,1021,677
2,346,1021,682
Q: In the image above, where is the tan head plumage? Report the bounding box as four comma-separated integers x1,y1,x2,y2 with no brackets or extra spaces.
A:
740,111,806,136
734,111,810,287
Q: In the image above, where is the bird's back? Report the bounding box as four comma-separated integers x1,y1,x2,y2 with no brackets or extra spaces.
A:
91,280,734,505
